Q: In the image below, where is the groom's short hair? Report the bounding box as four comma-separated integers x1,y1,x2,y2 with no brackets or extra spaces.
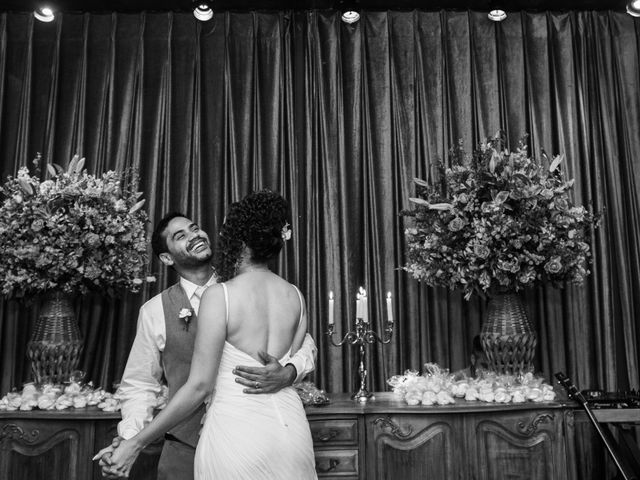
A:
151,212,189,258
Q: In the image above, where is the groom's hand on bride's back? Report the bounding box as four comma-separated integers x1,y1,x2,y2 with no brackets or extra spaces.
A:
233,351,297,394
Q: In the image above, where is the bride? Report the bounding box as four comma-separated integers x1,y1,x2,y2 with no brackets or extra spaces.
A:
105,190,317,479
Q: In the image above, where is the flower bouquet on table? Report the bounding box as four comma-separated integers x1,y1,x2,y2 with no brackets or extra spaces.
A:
0,153,155,299
401,132,599,300
401,132,601,374
0,153,156,386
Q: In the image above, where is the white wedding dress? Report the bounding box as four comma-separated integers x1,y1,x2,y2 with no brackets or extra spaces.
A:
194,284,317,480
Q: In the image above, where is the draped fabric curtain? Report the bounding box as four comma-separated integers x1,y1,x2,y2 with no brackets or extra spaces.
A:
0,10,638,396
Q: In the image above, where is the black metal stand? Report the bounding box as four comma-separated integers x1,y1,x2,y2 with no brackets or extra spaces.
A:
556,372,640,480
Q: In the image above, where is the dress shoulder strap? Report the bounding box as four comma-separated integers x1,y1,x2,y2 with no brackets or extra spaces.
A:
220,282,229,325
292,285,304,328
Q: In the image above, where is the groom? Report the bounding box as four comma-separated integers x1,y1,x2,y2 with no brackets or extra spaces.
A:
96,212,317,479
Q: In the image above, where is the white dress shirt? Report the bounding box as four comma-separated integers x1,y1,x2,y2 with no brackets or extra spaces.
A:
117,275,318,440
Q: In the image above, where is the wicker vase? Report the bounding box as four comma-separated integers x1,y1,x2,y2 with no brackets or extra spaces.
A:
479,291,537,375
27,291,83,384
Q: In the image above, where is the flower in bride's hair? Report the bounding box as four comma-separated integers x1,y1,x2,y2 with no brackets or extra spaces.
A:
281,222,292,241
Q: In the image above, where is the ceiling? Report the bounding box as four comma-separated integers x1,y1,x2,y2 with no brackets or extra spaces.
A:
0,0,632,14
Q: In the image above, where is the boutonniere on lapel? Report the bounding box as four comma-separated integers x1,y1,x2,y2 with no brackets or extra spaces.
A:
178,308,194,331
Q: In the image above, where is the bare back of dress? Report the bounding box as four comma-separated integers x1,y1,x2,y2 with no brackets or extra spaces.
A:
194,283,317,480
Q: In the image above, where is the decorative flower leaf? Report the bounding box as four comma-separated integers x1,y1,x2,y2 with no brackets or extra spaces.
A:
68,155,79,174
17,178,33,195
494,191,510,204
75,157,86,174
512,173,531,184
489,149,500,173
46,164,57,178
549,154,563,172
129,199,146,214
428,203,454,211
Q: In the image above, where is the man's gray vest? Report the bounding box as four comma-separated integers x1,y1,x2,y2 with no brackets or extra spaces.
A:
161,283,207,448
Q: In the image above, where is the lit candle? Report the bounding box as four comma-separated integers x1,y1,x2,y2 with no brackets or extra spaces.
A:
356,292,362,320
328,291,334,325
361,288,368,324
386,291,393,323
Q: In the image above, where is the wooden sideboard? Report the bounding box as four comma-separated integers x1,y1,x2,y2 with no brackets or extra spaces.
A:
308,393,570,480
0,408,160,480
0,392,633,479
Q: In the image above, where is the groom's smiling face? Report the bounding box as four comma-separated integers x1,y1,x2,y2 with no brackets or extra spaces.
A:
160,216,212,268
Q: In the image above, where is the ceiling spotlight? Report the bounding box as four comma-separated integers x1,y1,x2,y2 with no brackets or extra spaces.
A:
488,8,507,22
627,0,640,17
192,1,213,22
337,0,360,24
341,10,360,24
34,6,55,23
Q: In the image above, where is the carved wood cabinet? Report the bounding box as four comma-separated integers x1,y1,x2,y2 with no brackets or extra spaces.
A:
308,393,569,480
0,409,160,480
0,409,116,480
308,415,363,478
0,393,600,480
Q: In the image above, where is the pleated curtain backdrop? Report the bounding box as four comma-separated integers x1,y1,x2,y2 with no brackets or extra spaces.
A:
0,10,638,395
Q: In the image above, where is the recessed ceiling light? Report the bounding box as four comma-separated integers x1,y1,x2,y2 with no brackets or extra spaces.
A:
488,9,507,22
34,6,55,23
627,0,640,17
193,1,213,22
341,10,360,24
337,0,361,24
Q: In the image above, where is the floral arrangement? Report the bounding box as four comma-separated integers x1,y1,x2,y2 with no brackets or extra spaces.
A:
387,363,556,406
402,133,599,299
0,154,155,298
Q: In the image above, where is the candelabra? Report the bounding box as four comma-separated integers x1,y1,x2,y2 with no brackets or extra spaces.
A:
325,288,394,402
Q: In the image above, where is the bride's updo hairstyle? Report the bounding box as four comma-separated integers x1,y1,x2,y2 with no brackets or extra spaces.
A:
214,189,289,282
